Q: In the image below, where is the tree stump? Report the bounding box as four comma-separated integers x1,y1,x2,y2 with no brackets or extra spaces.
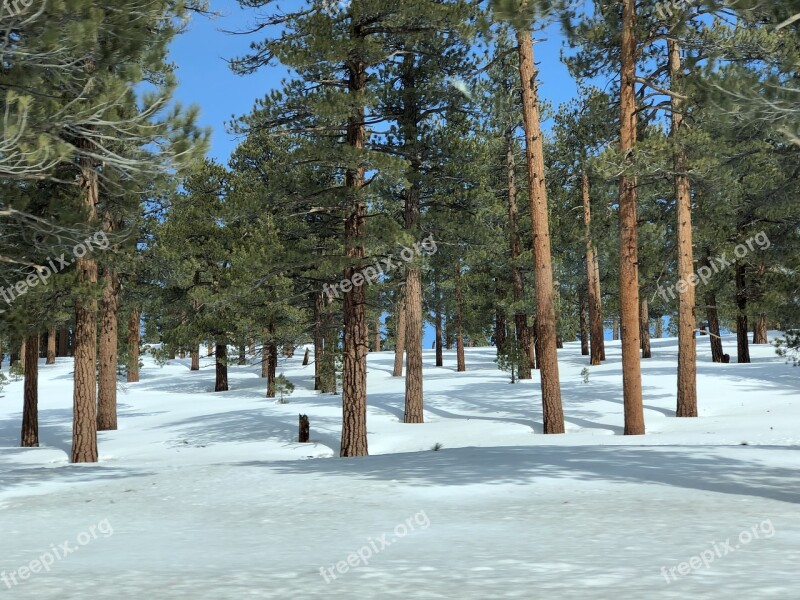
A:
302,348,310,366
299,414,310,443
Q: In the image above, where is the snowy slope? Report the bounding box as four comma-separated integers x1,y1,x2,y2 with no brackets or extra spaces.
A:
1,335,799,598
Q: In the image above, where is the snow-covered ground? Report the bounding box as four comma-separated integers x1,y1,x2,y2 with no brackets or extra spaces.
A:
1,335,799,598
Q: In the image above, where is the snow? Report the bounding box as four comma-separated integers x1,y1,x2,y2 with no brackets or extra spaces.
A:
1,335,799,598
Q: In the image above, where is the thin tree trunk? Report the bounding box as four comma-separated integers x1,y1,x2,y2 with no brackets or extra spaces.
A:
249,338,256,356
207,342,213,357
191,347,200,371
669,39,697,418
618,0,645,435
303,348,310,366
127,308,140,383
72,136,99,463
435,301,443,367
640,299,652,359
98,267,119,432
455,263,466,372
46,326,56,365
266,321,277,398
314,292,324,390
340,56,369,457
393,291,406,377
613,318,620,341
583,167,605,366
735,264,751,363
20,339,25,370
238,344,246,366
580,293,589,356
705,291,725,363
374,317,381,352
21,335,39,447
506,128,533,379
753,314,768,344
516,26,564,433
215,342,228,392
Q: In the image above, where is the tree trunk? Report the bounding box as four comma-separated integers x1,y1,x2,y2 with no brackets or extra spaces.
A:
57,327,69,357
655,317,663,339
20,339,26,370
705,291,725,363
455,263,466,372
314,293,323,390
404,266,424,423
303,348,310,366
238,344,246,366
580,293,589,356
495,293,507,357
669,39,697,418
267,340,277,398
340,56,369,457
640,299,651,359
618,0,645,435
393,291,406,377
249,338,256,356
98,267,119,432
613,317,620,341
506,128,532,379
753,314,768,344
374,317,381,352
435,295,444,368
207,342,213,357
735,264,751,363
21,335,39,447
583,167,605,366
127,308,140,383
215,342,228,392
46,326,56,365
299,415,310,443
72,137,99,463
517,26,564,434
191,347,200,371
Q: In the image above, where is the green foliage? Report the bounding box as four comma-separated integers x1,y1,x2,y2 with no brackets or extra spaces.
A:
274,374,295,404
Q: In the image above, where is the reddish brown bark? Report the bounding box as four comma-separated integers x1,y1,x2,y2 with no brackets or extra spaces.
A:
98,266,119,431
455,264,466,373
618,0,645,435
127,308,140,383
583,167,605,366
393,291,406,377
517,26,564,433
46,326,56,365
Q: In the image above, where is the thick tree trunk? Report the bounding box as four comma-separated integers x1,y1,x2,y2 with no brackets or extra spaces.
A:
340,56,369,457
207,342,213,357
517,26,564,434
98,261,120,431
655,317,663,339
583,167,605,366
215,342,228,392
753,314,768,344
46,327,56,365
669,39,698,418
640,299,651,359
190,347,200,371
735,264,751,363
267,340,278,398
127,308,140,383
20,339,26,370
21,335,39,447
57,327,69,357
455,264,466,372
72,138,99,463
580,293,589,356
404,267,424,423
618,0,645,435
393,291,406,377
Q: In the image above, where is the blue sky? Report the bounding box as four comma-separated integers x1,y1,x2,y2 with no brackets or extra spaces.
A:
169,0,582,163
